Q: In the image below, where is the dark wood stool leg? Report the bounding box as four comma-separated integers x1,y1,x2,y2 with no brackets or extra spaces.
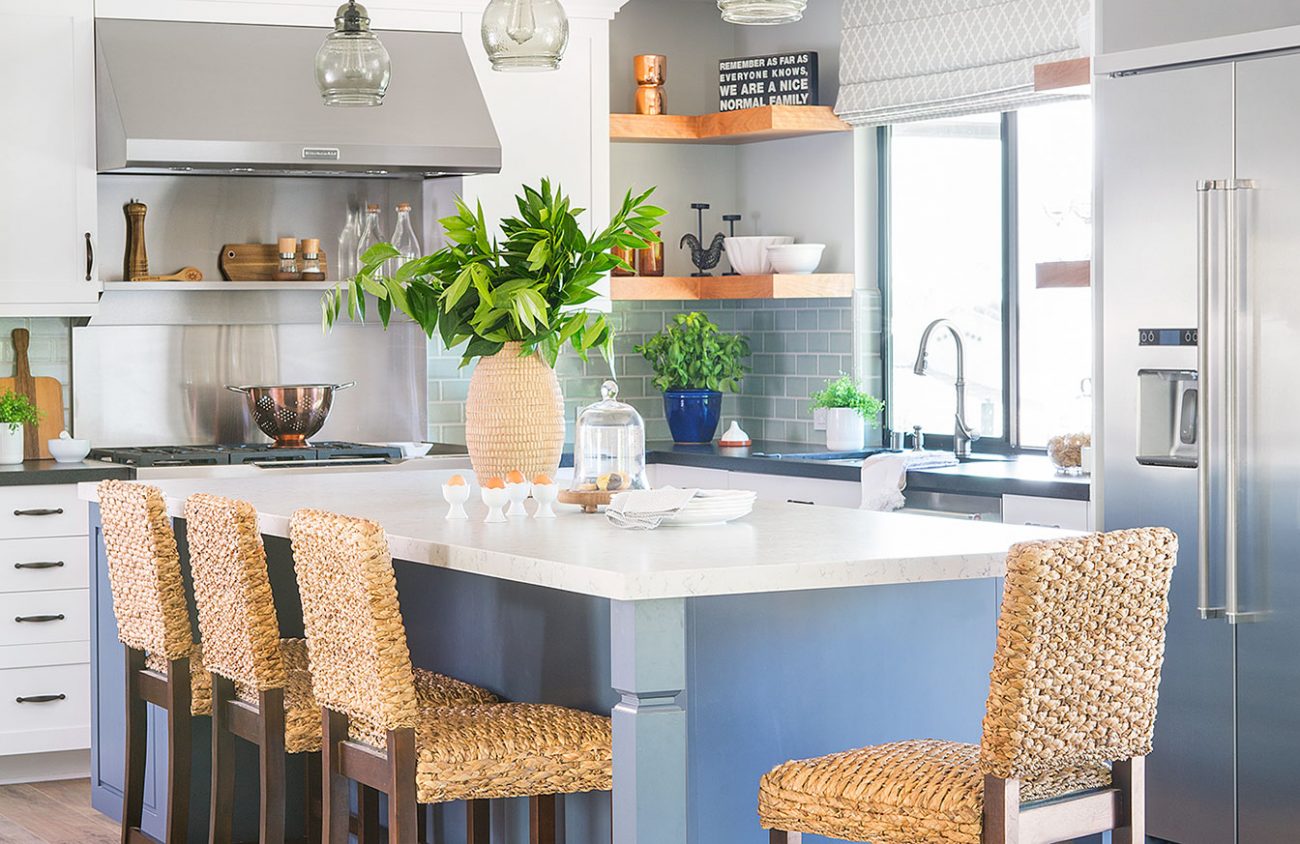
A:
386,728,418,844
529,794,557,844
259,688,287,844
305,752,322,844
321,709,351,844
466,800,490,844
416,804,430,844
165,657,194,844
121,648,148,844
358,786,381,844
981,775,1019,844
209,676,236,844
1113,757,1146,844
769,832,801,844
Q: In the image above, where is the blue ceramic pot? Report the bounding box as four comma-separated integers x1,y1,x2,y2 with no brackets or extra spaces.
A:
663,389,723,444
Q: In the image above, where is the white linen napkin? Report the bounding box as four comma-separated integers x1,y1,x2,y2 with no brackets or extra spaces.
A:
606,487,699,530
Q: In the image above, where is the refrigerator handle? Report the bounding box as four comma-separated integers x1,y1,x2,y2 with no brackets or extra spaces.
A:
1226,178,1260,625
1196,180,1225,620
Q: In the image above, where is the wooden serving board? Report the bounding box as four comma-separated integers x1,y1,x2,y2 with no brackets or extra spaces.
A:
219,244,330,281
0,329,64,460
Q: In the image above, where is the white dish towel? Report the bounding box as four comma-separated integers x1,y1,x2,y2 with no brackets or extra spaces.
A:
859,450,960,511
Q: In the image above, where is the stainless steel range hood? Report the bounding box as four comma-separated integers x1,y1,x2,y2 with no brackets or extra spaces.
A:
96,19,501,178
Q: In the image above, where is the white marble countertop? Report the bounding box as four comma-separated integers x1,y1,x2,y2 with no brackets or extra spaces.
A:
78,471,1077,601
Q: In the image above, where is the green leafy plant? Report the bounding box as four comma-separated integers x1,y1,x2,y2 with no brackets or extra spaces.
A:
636,312,750,392
0,390,41,433
322,179,665,367
810,375,884,420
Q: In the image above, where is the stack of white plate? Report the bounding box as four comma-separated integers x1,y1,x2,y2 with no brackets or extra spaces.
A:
663,489,756,526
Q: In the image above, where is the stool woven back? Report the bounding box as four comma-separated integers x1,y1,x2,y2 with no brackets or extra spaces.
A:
288,508,418,735
185,493,286,693
980,527,1177,781
97,480,193,661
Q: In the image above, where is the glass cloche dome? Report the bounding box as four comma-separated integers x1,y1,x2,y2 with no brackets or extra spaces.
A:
569,380,648,494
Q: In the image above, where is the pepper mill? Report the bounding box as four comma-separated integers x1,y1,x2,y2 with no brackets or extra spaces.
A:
634,54,667,115
123,199,148,281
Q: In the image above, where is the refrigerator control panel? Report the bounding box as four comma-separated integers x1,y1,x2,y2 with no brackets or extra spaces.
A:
1139,328,1198,346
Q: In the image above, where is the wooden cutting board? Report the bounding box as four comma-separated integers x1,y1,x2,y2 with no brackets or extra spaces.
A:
219,243,330,281
0,329,65,460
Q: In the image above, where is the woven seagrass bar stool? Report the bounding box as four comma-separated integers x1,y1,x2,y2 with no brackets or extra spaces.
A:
759,527,1178,844
98,480,214,844
288,507,613,844
185,493,500,844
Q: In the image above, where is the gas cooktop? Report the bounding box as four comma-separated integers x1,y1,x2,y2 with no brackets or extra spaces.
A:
88,442,401,468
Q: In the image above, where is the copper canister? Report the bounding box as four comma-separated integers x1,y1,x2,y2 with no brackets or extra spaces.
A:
612,243,637,276
636,232,664,277
634,54,667,115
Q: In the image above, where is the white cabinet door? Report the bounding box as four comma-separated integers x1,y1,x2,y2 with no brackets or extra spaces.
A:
647,464,729,490
1000,494,1091,531
0,0,98,314
728,472,860,508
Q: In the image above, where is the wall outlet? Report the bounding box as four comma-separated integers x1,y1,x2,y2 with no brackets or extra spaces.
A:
813,407,827,431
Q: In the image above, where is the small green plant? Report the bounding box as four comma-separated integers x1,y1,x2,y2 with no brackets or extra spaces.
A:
0,390,40,432
810,375,884,420
323,179,665,367
636,312,750,392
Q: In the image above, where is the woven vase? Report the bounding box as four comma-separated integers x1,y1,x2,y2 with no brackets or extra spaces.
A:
465,342,565,480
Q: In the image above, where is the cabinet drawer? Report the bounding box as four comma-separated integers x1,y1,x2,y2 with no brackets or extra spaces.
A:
0,662,90,756
0,537,88,593
0,485,86,538
1001,495,1091,531
0,589,89,646
730,472,860,508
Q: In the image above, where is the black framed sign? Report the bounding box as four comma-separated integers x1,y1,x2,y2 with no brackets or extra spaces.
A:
718,52,819,111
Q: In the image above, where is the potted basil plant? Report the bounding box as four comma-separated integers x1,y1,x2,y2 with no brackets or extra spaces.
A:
636,312,750,444
0,390,40,465
810,375,884,451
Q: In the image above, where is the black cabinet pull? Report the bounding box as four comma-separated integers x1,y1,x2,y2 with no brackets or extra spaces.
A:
16,694,66,704
12,508,64,517
85,232,94,281
786,499,815,505
14,614,64,623
14,561,64,570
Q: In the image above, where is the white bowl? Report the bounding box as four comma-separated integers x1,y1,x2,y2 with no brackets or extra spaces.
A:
766,243,825,274
723,236,793,275
48,437,91,463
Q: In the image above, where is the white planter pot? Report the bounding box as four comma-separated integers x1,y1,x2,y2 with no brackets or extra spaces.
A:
0,425,23,465
825,408,865,451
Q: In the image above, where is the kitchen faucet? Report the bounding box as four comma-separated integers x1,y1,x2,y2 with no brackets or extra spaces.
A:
912,319,980,460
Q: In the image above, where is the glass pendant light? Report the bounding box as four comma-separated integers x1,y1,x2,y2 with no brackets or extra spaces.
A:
315,1,392,106
481,0,569,72
718,0,806,25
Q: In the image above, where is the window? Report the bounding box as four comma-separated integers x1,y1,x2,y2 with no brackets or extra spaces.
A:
879,99,1093,450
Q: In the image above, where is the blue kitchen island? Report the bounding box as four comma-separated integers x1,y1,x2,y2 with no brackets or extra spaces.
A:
79,470,1072,843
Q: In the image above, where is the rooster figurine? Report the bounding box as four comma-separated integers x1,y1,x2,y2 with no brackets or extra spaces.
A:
680,203,726,277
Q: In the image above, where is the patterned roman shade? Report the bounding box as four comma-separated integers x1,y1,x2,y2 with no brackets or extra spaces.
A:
835,0,1090,126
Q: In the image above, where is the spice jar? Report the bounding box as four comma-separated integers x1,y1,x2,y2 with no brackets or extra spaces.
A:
300,238,326,281
272,237,300,281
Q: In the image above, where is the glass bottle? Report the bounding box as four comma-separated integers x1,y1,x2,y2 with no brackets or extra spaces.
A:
300,239,326,281
273,237,300,281
356,203,382,272
337,205,361,281
387,201,421,277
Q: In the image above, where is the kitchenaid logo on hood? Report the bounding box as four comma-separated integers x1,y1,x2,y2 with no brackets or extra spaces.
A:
301,147,341,161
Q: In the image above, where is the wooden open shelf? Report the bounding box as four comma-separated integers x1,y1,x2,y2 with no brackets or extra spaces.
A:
1035,260,1091,289
1034,57,1091,92
610,105,850,145
611,273,853,301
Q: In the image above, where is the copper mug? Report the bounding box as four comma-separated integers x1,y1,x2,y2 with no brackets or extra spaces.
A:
634,54,667,115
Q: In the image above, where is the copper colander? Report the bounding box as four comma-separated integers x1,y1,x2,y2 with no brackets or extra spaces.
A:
226,383,355,448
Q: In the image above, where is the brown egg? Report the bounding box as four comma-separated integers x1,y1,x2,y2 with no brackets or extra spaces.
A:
447,474,467,486
483,476,506,490
506,469,526,484
533,473,553,486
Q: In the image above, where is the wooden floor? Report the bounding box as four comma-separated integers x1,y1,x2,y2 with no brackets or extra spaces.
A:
0,779,117,844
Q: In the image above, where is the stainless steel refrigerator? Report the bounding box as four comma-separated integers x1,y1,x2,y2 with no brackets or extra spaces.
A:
1098,49,1300,844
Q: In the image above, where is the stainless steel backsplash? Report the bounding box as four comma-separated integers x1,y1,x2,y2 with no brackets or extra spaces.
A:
74,291,426,446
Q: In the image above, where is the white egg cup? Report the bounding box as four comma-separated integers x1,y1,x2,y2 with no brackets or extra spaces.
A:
505,481,532,517
481,486,509,523
532,483,558,518
442,483,470,520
